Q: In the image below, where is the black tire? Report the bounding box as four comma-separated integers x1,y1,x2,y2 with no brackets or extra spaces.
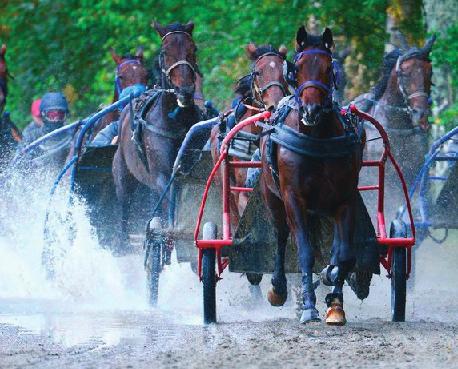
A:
390,220,407,322
202,222,217,324
146,217,162,306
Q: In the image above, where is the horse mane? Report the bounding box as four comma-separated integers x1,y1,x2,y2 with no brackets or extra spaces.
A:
251,45,283,60
234,75,252,98
372,48,402,101
121,53,140,60
164,23,192,34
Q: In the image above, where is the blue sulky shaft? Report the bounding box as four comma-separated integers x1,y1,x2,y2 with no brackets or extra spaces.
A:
397,124,458,221
48,91,144,196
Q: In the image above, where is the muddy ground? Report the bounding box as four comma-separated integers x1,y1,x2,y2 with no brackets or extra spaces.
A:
1,233,457,369
0,316,457,369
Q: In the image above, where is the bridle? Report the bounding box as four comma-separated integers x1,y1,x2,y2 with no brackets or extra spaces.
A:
395,56,430,116
294,49,334,107
250,52,288,107
159,31,197,89
293,48,335,125
115,58,143,96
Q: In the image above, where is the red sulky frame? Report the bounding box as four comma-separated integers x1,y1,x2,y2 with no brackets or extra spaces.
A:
194,106,415,281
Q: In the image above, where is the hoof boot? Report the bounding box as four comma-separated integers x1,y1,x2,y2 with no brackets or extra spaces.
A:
267,287,287,306
325,305,347,326
300,308,321,324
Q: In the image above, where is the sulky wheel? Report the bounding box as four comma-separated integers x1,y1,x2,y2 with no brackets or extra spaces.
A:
389,219,408,322
145,217,162,306
202,222,217,324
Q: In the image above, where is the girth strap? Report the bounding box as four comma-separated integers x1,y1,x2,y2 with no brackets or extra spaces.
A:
270,125,360,158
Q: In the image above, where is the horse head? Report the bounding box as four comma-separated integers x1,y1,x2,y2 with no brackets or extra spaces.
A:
111,47,148,100
0,44,8,115
294,27,335,126
246,43,289,111
153,21,197,108
395,36,435,131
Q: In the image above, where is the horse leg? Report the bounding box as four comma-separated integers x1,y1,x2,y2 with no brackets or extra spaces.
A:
325,204,356,326
113,149,137,255
283,194,319,323
262,185,289,306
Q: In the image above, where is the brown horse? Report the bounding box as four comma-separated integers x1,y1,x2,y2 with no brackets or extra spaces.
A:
353,37,435,186
94,48,148,138
113,22,203,251
260,27,364,325
353,38,434,226
0,44,21,171
210,43,290,220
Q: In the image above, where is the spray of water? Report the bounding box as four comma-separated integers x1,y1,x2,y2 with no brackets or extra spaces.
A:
0,156,457,349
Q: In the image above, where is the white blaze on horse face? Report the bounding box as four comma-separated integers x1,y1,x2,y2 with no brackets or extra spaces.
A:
269,61,276,69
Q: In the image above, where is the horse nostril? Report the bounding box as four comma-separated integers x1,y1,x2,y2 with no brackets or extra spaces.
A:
267,105,275,112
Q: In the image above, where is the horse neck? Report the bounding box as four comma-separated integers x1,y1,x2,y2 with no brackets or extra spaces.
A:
241,108,262,135
293,110,343,138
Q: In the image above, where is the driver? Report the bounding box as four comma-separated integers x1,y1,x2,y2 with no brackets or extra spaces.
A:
19,92,69,150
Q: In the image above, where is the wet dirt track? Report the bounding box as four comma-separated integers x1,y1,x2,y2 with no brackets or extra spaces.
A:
0,315,457,369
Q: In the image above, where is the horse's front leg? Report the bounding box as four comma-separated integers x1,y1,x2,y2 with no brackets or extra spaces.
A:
283,193,320,323
261,178,289,306
325,203,356,325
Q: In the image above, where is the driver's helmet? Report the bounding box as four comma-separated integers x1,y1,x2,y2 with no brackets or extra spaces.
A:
40,92,69,132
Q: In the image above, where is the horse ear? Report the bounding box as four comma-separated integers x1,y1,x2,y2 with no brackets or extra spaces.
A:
184,21,194,35
135,47,144,60
322,28,334,50
245,43,257,60
152,21,167,38
296,26,307,50
0,44,6,57
278,44,288,58
110,48,123,65
422,34,436,56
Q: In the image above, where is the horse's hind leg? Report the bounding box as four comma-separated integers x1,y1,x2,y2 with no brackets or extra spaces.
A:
325,204,356,325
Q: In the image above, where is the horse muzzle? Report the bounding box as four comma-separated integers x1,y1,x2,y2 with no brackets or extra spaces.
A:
411,107,430,131
301,104,322,126
175,85,195,108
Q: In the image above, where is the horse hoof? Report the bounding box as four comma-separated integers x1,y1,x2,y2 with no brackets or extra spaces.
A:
325,305,347,326
300,308,321,324
267,287,287,306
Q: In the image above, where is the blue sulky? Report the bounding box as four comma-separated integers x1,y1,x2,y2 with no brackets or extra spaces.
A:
397,124,458,242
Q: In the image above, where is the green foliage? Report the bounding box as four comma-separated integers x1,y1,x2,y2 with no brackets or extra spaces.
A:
432,22,458,129
0,0,436,129
433,23,458,90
